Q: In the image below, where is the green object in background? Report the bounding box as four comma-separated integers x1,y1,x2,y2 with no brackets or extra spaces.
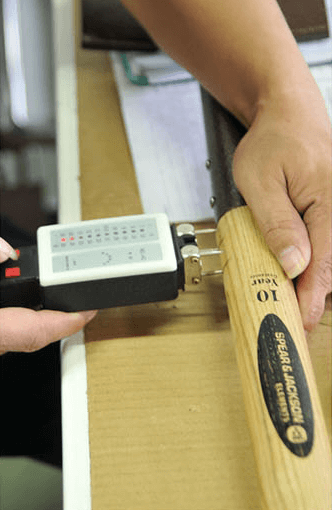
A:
120,52,194,86
120,54,149,85
0,458,62,510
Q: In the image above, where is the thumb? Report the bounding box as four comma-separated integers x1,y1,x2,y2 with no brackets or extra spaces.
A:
0,237,18,263
238,178,312,280
0,308,98,354
233,134,312,281
272,210,312,281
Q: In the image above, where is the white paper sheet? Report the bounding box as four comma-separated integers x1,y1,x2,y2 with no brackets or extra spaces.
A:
111,52,212,223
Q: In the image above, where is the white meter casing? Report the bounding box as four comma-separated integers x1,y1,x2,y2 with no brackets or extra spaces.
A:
37,213,178,311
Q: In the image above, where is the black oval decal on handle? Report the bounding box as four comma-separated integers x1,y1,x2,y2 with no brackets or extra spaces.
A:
258,314,314,457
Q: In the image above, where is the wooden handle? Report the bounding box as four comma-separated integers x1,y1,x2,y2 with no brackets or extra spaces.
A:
216,206,331,510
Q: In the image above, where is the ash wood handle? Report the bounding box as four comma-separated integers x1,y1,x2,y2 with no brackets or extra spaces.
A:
216,205,331,510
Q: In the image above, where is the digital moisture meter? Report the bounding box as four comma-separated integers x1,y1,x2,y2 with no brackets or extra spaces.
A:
0,213,221,312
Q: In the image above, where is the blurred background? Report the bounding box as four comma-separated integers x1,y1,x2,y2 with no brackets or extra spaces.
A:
0,0,57,245
0,1,62,509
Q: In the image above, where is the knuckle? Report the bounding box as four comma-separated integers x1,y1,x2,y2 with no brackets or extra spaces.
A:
21,336,41,353
22,325,49,353
304,199,332,226
304,304,325,332
260,216,300,248
309,303,325,321
314,257,332,292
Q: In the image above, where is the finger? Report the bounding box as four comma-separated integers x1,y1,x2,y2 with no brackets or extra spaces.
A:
0,238,18,263
296,201,332,331
0,308,98,354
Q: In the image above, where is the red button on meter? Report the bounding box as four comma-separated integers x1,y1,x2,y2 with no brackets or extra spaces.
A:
5,267,21,278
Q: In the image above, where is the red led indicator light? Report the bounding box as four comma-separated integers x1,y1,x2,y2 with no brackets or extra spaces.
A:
5,267,21,278
15,249,20,258
70,236,74,241
61,238,66,243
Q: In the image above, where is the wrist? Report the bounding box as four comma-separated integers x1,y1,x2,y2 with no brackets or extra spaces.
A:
251,72,327,129
255,40,331,113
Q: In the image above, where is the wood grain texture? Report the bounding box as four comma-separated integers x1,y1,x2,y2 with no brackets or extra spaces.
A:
76,49,142,220
217,205,331,510
85,330,262,510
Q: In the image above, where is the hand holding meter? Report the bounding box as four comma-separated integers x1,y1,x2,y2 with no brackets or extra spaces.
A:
0,213,220,312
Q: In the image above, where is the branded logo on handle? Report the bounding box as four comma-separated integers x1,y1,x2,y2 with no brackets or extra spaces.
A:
258,314,314,457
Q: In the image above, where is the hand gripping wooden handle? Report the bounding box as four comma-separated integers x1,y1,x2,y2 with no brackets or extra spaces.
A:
216,205,331,510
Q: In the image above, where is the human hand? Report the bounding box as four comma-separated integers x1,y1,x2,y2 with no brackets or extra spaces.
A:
0,237,19,263
233,87,331,332
0,238,97,354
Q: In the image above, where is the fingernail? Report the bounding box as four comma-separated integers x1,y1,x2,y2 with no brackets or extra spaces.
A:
278,246,307,279
84,310,98,321
71,310,98,322
0,237,18,262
